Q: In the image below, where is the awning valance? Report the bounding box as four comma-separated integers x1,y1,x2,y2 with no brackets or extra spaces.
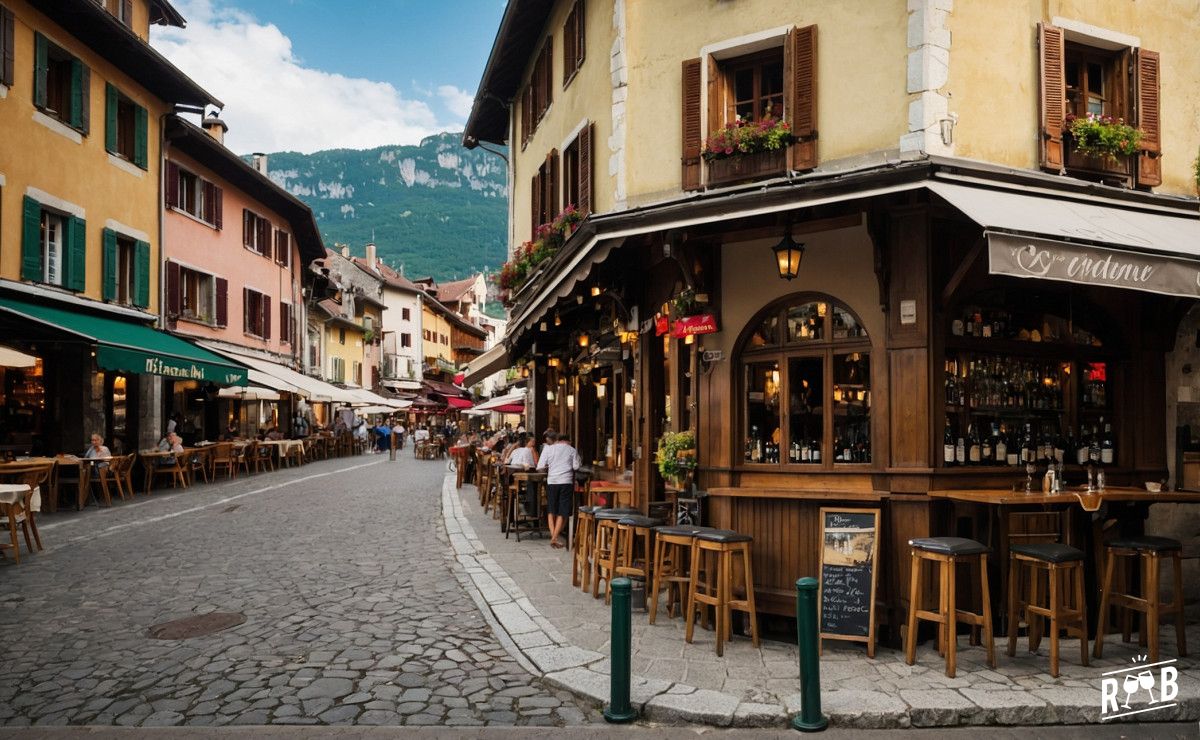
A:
461,343,511,387
0,297,248,385
443,396,474,409
930,181,1200,298
197,342,357,402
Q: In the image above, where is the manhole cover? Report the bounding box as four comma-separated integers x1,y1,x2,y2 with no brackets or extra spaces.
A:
148,612,246,640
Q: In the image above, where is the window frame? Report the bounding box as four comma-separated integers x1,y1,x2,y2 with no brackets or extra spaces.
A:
40,210,66,287
115,233,135,306
721,47,785,125
737,294,873,471
243,288,266,337
178,266,215,324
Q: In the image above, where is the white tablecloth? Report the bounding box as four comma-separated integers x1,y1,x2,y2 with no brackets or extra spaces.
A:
0,483,36,513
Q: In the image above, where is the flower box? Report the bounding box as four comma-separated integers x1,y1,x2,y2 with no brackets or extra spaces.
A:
706,148,787,187
1064,133,1133,186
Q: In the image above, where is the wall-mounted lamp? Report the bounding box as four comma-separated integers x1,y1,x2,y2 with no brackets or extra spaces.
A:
578,333,590,348
624,391,634,408
554,313,562,327
566,394,575,410
595,382,606,399
590,286,601,297
684,333,695,345
539,321,548,331
772,227,805,281
548,357,560,368
520,366,530,378
546,390,556,402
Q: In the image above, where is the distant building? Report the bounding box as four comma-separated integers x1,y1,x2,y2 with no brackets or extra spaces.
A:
352,248,424,393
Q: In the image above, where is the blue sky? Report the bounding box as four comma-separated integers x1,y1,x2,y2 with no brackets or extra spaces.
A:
152,0,508,153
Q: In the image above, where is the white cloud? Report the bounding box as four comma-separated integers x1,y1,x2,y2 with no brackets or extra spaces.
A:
437,85,475,119
152,0,462,153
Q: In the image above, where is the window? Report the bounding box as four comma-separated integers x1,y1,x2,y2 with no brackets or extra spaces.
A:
34,34,89,132
243,288,269,337
530,152,558,238
562,0,585,87
104,84,147,168
275,230,290,267
338,328,346,345
242,210,271,255
114,234,134,304
21,196,85,291
40,211,65,286
1,5,14,88
101,0,133,26
166,162,223,227
402,307,411,321
520,37,554,148
740,295,871,467
401,333,412,348
440,333,448,345
352,361,362,386
330,357,345,383
1065,45,1120,119
561,123,593,214
180,267,215,323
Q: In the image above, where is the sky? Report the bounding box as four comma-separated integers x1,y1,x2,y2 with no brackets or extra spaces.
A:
152,0,507,154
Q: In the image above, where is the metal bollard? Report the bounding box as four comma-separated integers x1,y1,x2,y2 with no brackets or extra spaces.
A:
603,577,637,724
791,577,828,732
389,431,396,461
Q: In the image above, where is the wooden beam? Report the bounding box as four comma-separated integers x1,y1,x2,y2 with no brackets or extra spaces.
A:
940,236,985,309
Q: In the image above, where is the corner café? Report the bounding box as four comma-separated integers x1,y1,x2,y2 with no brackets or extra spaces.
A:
0,295,248,457
487,157,1200,637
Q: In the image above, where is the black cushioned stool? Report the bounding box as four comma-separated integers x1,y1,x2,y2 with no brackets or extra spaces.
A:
1006,542,1088,677
905,537,995,678
591,508,641,601
1095,536,1187,663
685,529,758,657
649,525,709,625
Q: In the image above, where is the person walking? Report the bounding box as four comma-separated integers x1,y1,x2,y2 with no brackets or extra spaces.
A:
537,429,580,549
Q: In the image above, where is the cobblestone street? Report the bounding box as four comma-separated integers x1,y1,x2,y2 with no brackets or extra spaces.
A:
0,455,601,728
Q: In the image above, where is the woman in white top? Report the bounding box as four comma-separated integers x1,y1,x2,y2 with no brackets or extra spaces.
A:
508,436,538,468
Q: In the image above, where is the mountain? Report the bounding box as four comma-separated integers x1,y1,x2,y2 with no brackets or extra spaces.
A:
261,133,508,281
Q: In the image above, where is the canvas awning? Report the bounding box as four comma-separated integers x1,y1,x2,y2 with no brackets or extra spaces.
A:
443,396,474,409
218,385,281,401
928,181,1200,298
461,343,511,387
0,297,248,385
473,389,527,412
0,345,37,368
348,387,403,407
197,342,358,403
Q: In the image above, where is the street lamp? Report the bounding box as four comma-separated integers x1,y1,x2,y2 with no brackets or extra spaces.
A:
772,229,806,280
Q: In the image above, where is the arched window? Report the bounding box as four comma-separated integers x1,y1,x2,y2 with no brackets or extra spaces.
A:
738,295,871,468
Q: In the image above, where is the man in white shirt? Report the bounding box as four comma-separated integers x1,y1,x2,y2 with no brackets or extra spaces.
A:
536,429,580,548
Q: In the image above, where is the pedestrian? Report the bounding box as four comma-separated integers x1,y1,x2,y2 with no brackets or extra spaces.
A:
537,429,580,549
375,419,392,453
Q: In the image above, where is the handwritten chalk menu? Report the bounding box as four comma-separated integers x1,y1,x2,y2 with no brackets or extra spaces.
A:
818,508,880,657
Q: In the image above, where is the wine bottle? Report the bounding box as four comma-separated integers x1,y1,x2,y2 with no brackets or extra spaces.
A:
955,432,966,466
811,437,821,463
1101,422,1114,465
968,424,982,465
982,424,994,463
944,419,956,466
995,423,1009,465
1088,421,1102,464
1075,426,1090,465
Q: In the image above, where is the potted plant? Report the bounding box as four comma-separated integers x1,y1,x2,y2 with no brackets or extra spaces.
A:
655,430,696,489
1193,148,1200,195
494,205,586,307
1064,113,1141,179
703,115,793,186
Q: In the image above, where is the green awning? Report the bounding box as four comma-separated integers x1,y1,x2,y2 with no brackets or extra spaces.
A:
0,297,248,386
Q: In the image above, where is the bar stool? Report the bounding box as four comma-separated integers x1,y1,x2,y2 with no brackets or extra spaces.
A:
1006,542,1088,677
572,506,599,591
615,515,663,609
591,508,640,601
1094,536,1187,663
685,529,759,657
649,524,707,624
904,537,995,678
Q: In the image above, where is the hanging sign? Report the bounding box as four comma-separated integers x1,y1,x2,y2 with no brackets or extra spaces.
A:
671,313,719,338
818,507,880,657
655,314,670,336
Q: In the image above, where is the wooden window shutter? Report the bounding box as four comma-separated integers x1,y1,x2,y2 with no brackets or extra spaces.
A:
530,172,541,239
210,184,223,229
69,59,86,132
562,7,575,85
66,216,86,292
706,55,722,138
1037,23,1065,173
242,288,250,333
576,0,585,68
33,32,47,109
259,219,271,256
280,302,291,343
521,86,531,149
104,84,119,153
166,260,181,317
542,38,553,114
262,298,271,340
121,0,133,27
133,104,148,169
680,58,702,191
101,228,118,302
165,161,180,208
1135,48,1162,188
242,209,251,248
548,149,559,219
578,122,593,216
21,197,41,282
785,25,818,171
133,239,150,307
215,277,228,327
2,6,15,88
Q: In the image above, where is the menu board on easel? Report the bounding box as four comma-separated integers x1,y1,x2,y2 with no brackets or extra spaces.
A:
818,507,880,657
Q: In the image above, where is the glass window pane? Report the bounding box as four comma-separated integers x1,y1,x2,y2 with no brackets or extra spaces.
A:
786,302,824,343
744,360,781,463
1087,62,1103,96
734,68,754,107
831,305,866,340
833,353,871,463
762,61,784,97
786,356,824,464
748,312,780,348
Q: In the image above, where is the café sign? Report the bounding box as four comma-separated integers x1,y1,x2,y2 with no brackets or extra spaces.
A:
671,313,719,338
988,232,1200,299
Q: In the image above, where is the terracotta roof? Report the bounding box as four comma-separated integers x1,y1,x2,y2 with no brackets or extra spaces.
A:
350,257,423,293
436,277,478,303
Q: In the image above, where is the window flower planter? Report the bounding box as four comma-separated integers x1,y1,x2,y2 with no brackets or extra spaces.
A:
706,148,787,187
1064,133,1133,187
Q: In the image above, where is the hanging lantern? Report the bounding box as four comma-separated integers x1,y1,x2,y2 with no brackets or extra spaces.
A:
772,228,806,280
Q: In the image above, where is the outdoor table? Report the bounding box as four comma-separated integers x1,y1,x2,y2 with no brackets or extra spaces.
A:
0,482,33,559
55,456,100,510
139,450,190,495
0,458,58,509
589,479,633,508
259,439,304,467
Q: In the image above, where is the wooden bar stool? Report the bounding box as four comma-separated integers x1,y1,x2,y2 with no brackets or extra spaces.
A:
572,506,599,591
1094,536,1187,663
1006,542,1088,677
615,515,663,609
649,524,706,625
685,529,759,657
904,537,995,678
591,508,640,601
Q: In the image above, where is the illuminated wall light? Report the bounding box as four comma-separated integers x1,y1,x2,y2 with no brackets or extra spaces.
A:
548,357,560,368
624,391,634,408
566,394,575,410
595,383,606,398
554,313,562,327
546,390,556,402
684,333,695,345
590,286,601,297
578,333,590,348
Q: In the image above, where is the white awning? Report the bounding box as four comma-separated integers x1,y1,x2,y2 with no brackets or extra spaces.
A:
0,346,37,368
461,343,510,387
382,379,423,391
218,385,281,401
473,389,526,412
197,343,359,404
348,387,402,407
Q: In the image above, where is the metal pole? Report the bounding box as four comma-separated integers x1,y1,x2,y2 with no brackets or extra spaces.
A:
792,577,828,732
389,428,396,461
603,577,637,724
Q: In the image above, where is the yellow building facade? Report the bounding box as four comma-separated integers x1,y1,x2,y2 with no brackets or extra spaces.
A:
421,302,452,374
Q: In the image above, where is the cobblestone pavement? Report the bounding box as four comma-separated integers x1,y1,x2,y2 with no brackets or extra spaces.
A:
0,455,602,728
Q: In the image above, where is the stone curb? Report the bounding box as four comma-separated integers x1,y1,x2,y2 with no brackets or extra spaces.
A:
440,475,1200,729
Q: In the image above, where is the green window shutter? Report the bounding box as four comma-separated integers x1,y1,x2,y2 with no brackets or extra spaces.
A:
78,63,90,134
69,58,83,130
101,228,118,302
133,104,148,169
33,32,47,109
66,216,86,292
21,196,42,282
105,83,118,153
134,240,150,308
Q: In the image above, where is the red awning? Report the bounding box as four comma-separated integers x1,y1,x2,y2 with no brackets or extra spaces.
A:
444,396,474,409
493,403,525,414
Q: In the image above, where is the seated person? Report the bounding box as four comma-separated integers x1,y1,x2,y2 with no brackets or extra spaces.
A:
223,421,240,440
502,433,528,464
264,426,284,441
157,432,184,465
507,436,538,469
84,433,112,469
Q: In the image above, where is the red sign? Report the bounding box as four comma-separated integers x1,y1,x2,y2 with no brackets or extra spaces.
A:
655,314,670,336
671,313,719,338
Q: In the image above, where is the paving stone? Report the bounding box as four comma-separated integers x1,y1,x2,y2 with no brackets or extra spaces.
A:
296,677,354,700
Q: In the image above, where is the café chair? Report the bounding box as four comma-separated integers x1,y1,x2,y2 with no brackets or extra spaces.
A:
1006,542,1088,677
211,443,237,479
100,454,135,501
615,514,664,608
685,529,759,657
591,508,640,601
234,443,253,477
1094,535,1187,663
188,448,211,485
88,460,116,506
0,463,53,559
252,442,275,474
650,524,707,624
0,483,34,563
148,453,188,494
284,442,304,468
904,537,995,678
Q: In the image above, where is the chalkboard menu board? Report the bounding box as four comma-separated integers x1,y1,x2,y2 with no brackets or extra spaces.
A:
818,508,880,657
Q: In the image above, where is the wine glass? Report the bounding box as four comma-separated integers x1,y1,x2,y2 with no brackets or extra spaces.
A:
1121,673,1140,708
1137,669,1157,703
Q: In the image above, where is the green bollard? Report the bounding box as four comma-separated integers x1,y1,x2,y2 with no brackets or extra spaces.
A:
603,577,637,724
389,431,396,461
791,577,828,732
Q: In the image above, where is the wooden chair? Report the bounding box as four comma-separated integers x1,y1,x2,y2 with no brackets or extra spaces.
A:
89,460,117,506
572,506,598,591
1094,536,1187,663
685,529,759,657
0,483,35,564
650,525,704,624
211,443,237,479
187,448,211,485
117,453,137,499
591,508,640,601
0,463,52,560
234,443,253,477
148,453,188,494
904,537,995,678
284,441,304,468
